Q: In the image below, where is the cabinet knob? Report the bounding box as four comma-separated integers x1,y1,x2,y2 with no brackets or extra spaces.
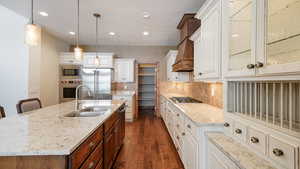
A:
224,123,230,127
187,124,191,129
255,62,264,68
88,162,95,169
176,136,180,140
235,129,242,134
182,132,185,136
177,114,179,117
89,142,95,148
250,137,259,143
273,148,284,156
198,73,202,76
247,64,255,69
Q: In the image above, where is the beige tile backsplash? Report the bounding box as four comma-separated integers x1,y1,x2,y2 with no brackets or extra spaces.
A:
160,81,223,108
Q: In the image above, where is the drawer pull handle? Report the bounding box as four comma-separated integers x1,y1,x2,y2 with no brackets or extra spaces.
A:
187,124,191,129
247,64,255,69
235,129,242,134
176,136,180,140
89,142,95,148
273,148,284,157
250,137,259,143
182,132,185,136
224,123,230,127
88,162,95,169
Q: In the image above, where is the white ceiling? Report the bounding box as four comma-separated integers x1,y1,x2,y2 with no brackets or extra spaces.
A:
0,0,205,46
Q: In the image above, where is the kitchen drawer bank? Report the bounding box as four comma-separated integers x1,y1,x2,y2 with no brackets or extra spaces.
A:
160,93,224,169
0,100,125,169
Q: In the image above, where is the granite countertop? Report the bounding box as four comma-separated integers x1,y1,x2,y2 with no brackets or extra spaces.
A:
207,133,276,169
161,93,224,126
112,90,136,96
0,100,125,156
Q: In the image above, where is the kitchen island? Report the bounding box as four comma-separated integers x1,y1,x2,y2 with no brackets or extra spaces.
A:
0,100,126,169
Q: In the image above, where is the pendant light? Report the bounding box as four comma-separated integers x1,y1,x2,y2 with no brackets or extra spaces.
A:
93,13,101,66
74,0,83,60
25,0,40,46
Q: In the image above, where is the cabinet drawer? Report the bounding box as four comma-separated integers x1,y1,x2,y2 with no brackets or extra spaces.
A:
69,126,103,169
269,136,297,169
232,122,246,142
223,117,234,136
185,117,198,138
247,128,267,155
80,141,103,169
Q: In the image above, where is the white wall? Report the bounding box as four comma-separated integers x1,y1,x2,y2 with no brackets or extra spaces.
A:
0,5,29,116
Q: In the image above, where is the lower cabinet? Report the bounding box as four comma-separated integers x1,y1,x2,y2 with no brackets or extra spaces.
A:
183,131,198,169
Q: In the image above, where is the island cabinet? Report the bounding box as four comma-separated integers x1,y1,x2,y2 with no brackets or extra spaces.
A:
0,105,125,169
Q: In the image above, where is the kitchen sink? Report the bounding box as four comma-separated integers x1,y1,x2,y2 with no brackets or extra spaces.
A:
64,106,110,117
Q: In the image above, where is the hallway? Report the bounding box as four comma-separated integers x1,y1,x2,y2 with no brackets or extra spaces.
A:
113,112,184,169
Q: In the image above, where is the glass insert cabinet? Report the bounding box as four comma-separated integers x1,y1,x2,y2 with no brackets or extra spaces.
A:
223,0,300,77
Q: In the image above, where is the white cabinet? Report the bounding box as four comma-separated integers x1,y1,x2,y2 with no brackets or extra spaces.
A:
60,53,82,65
183,131,198,169
83,53,114,68
166,50,190,82
113,93,136,122
223,0,300,78
114,58,135,82
192,0,222,81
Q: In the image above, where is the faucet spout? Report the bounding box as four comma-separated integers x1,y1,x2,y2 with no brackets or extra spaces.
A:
75,85,92,111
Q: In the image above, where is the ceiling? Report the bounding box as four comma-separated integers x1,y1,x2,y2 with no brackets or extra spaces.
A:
0,0,205,46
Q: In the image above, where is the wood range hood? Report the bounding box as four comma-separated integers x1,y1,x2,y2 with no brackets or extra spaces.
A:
172,14,201,72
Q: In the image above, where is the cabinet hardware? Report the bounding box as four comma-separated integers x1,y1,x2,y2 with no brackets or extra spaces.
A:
89,142,95,148
250,137,259,143
177,114,179,117
247,64,255,69
88,162,95,169
255,62,264,68
176,124,179,128
224,123,230,127
273,148,284,156
187,124,191,129
182,132,185,136
198,73,202,76
235,129,242,134
176,136,179,140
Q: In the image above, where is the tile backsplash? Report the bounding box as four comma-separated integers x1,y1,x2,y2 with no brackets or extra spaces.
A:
160,81,223,108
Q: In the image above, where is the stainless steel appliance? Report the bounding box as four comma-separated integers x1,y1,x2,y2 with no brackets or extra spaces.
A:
81,68,112,100
59,79,82,102
60,65,81,79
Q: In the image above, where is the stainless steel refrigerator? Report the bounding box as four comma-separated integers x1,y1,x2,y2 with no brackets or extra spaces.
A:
80,68,112,100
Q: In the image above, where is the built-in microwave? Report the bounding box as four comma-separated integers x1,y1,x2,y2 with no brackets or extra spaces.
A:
60,65,81,79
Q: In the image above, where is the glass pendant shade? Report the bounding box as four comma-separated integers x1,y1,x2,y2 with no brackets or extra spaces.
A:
74,47,83,60
25,24,40,46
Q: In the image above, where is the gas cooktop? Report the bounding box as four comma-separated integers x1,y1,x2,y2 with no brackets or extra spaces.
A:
170,97,202,103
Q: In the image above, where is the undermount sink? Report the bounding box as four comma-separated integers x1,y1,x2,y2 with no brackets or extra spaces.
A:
64,106,109,117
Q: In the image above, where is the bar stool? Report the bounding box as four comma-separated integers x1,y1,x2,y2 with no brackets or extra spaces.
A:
16,98,42,114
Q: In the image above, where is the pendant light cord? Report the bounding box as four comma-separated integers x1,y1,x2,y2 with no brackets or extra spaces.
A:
76,0,80,48
96,15,98,56
31,0,34,24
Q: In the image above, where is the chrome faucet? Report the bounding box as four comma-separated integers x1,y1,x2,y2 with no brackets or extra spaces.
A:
75,85,92,111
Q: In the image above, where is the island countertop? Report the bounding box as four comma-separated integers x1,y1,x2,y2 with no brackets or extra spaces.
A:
0,100,125,156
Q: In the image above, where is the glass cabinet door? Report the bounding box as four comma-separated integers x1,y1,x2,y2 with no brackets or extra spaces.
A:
224,0,256,77
257,0,300,74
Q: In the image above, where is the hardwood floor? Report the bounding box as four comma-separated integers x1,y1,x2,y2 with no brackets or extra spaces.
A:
113,112,184,169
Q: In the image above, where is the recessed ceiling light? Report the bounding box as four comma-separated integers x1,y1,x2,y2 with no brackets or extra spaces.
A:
232,34,239,38
143,12,150,18
39,11,48,16
109,32,115,36
69,31,76,35
143,31,149,36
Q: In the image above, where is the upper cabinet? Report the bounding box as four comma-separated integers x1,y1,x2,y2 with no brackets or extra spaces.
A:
114,58,135,83
191,0,222,81
83,53,114,68
166,50,191,82
223,0,300,78
60,53,82,65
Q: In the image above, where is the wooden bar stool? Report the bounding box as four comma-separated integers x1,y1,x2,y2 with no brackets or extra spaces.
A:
0,106,5,118
16,98,42,114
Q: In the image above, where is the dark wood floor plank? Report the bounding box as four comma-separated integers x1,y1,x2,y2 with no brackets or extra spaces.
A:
113,112,184,169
